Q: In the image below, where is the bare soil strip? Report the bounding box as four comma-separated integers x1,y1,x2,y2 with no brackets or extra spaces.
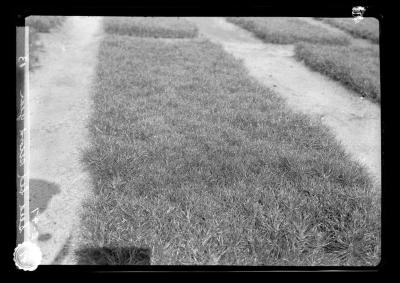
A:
187,17,381,189
28,16,102,264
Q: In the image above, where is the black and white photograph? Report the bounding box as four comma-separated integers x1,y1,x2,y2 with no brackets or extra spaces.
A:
14,4,384,271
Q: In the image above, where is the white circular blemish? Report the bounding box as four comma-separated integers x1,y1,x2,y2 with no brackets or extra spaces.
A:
14,241,43,271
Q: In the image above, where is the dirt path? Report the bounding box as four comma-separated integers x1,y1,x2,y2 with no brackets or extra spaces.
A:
28,16,103,264
187,17,381,189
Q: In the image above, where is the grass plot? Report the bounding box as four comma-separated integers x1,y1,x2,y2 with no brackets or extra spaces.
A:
226,17,350,45
295,43,381,102
227,17,381,103
78,33,380,266
103,17,198,38
318,18,379,44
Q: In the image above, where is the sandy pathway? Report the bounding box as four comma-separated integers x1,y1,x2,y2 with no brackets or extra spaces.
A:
28,16,103,264
187,17,381,189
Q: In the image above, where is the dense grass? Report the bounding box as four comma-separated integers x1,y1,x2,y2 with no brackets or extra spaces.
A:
26,16,67,70
227,17,380,103
78,33,380,265
226,17,350,45
103,17,198,38
295,43,380,102
318,18,379,44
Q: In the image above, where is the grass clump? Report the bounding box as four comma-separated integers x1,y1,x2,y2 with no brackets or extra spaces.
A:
79,34,380,265
295,43,380,102
226,17,350,45
318,18,379,44
103,17,198,38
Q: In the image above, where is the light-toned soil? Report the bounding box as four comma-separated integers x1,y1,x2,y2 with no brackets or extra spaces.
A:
187,17,381,189
28,16,103,264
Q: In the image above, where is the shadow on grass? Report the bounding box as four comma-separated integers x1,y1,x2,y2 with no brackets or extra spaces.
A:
75,246,151,265
29,179,61,215
38,233,52,242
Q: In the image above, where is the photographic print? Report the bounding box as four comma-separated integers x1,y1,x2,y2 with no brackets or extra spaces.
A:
15,12,381,269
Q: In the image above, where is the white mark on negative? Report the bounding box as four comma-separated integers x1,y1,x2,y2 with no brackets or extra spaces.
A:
352,6,366,24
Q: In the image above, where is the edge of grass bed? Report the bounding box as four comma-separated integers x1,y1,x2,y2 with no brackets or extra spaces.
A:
103,17,198,38
317,17,380,44
226,17,351,45
295,42,381,102
226,17,381,103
